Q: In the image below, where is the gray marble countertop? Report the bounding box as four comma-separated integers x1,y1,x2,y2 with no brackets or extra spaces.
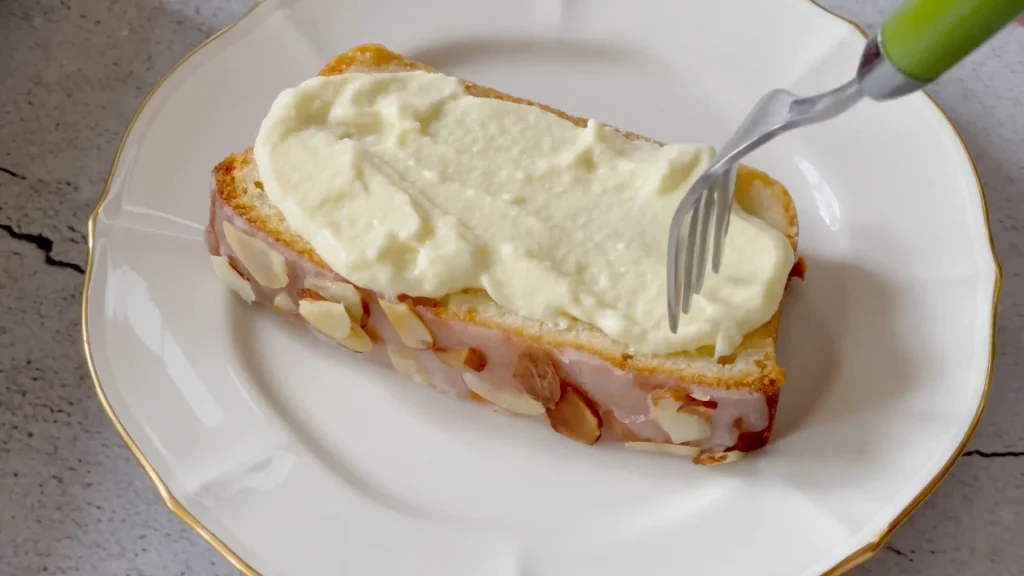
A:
1,0,1021,574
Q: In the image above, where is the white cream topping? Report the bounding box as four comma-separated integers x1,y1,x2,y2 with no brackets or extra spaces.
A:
253,71,793,355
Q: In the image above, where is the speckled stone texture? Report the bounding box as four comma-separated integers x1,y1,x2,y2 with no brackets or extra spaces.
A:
0,1,1020,574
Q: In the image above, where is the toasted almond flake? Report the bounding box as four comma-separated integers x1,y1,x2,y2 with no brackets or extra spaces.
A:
306,278,368,325
299,299,351,338
210,255,255,303
648,390,712,445
398,294,441,307
715,353,738,366
624,442,701,458
387,346,429,383
222,221,289,288
273,293,297,312
513,348,562,407
462,373,545,416
693,450,746,466
789,257,807,280
227,256,247,278
339,324,373,353
379,299,433,349
435,348,487,372
444,291,493,311
547,386,601,445
387,346,419,375
297,288,328,301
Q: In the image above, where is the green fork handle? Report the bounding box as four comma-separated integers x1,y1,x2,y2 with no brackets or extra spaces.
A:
881,0,1024,83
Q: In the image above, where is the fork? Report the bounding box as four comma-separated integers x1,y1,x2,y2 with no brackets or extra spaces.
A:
666,0,1024,333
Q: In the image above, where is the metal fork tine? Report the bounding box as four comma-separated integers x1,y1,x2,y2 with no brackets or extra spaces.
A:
710,178,727,274
668,77,863,327
680,193,704,315
668,223,684,331
724,166,736,238
667,187,702,333
711,166,736,274
692,188,714,297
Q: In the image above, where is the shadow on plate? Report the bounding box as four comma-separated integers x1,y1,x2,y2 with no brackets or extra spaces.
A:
229,308,451,521
774,256,915,437
767,256,919,494
408,36,658,72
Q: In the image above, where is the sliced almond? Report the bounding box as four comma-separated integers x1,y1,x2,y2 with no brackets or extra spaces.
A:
299,299,350,340
398,294,441,308
298,299,373,353
210,255,255,303
715,353,738,366
387,346,430,385
693,450,746,466
513,348,562,408
387,346,418,376
789,257,807,280
273,293,297,312
435,348,487,372
624,442,701,458
222,221,289,289
444,290,493,312
297,288,328,301
227,256,247,278
648,390,712,445
547,386,602,445
306,277,369,325
462,373,545,416
379,299,433,349
339,324,373,353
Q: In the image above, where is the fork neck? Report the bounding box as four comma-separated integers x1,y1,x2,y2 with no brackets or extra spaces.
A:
856,35,924,101
790,78,864,125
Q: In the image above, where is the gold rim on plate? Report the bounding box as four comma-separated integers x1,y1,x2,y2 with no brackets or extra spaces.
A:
80,1,1002,574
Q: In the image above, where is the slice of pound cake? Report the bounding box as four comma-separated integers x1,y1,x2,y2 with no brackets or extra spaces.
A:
205,44,802,465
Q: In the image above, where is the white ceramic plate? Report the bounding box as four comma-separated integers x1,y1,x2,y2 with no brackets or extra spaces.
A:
82,0,1000,574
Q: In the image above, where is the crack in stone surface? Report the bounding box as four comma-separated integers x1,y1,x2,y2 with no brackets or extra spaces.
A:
0,166,28,180
0,223,85,274
963,450,1024,458
885,546,913,561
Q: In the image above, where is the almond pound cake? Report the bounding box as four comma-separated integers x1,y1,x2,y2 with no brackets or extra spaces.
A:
205,44,801,465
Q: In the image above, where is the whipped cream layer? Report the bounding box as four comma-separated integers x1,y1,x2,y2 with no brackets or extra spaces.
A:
253,71,793,355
